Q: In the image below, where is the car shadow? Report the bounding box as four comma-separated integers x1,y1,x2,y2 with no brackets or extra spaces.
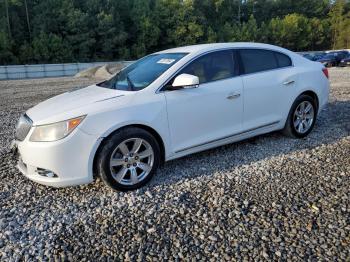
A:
146,99,350,189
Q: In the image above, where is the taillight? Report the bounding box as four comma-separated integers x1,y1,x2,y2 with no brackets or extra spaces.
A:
322,68,329,79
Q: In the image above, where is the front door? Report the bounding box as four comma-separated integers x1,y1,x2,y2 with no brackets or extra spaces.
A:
164,50,244,153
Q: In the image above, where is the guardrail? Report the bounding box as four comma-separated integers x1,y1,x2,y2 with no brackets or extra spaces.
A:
0,62,131,80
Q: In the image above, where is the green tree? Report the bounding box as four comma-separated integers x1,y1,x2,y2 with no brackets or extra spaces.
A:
206,26,217,43
32,32,72,63
269,14,311,51
309,18,329,50
258,22,270,43
0,0,345,65
240,15,258,42
4,0,11,38
130,0,161,58
329,0,346,49
171,1,204,46
340,11,350,48
0,30,16,64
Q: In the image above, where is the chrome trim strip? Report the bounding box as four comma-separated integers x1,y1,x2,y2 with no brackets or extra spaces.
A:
175,121,280,153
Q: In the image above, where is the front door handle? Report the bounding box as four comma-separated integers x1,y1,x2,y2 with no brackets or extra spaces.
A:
283,80,295,85
227,93,241,100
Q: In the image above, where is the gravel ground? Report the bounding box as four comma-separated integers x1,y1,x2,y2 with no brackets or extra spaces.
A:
0,68,349,261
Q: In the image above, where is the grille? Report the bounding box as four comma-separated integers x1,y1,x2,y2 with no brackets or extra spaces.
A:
15,114,33,141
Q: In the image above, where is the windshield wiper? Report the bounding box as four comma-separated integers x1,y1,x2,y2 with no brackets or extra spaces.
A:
126,74,135,91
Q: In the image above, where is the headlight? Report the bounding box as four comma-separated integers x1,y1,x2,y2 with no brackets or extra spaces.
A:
29,116,85,142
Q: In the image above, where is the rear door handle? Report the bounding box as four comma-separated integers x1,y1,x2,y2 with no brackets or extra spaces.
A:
283,80,295,85
227,93,241,100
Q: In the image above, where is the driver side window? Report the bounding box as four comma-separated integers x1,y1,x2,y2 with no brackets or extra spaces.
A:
177,50,237,85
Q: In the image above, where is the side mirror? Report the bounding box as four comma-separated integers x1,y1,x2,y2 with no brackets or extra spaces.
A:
172,74,199,89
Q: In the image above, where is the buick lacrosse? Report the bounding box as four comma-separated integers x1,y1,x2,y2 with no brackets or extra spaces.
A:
13,43,329,190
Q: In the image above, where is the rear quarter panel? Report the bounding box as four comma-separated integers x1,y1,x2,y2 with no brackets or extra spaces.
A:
293,59,329,113
276,55,329,127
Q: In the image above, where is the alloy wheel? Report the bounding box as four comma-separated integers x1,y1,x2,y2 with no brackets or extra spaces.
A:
109,138,154,186
293,101,315,134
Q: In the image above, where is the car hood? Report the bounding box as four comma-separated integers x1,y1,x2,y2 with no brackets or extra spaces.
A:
27,85,129,124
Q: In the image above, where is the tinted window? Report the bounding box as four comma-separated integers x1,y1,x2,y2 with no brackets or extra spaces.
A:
179,50,236,84
334,52,348,59
324,54,335,59
275,52,292,67
240,49,278,74
98,53,187,91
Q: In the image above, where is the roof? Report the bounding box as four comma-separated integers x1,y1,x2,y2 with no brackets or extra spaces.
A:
157,42,291,55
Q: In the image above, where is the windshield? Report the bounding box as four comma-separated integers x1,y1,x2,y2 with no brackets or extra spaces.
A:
98,53,188,91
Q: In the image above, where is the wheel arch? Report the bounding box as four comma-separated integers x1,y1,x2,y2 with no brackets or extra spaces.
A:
92,124,166,178
283,89,320,129
299,90,319,112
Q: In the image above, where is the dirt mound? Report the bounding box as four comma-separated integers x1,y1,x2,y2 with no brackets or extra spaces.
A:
94,65,112,79
75,62,130,80
107,63,125,75
74,66,100,78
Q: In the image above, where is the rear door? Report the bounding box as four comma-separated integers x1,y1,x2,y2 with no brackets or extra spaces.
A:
238,49,296,130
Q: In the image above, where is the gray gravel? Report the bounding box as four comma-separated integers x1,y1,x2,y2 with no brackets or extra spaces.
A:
0,68,349,260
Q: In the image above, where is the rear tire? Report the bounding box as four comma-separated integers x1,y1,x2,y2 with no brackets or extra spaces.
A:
96,127,160,191
282,95,317,138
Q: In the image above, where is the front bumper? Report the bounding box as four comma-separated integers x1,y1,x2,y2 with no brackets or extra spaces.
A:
13,128,100,187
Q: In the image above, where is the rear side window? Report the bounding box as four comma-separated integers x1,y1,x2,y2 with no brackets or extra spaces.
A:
275,52,292,67
239,49,278,74
179,50,236,84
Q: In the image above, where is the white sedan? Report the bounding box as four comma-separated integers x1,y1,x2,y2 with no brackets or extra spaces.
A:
13,43,330,190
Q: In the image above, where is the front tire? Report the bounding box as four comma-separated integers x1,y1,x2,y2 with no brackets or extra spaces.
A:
96,127,160,191
283,95,317,138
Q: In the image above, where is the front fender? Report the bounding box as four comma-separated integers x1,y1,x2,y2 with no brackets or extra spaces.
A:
79,93,171,159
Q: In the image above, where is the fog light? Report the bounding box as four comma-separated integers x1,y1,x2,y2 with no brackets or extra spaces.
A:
36,168,58,178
